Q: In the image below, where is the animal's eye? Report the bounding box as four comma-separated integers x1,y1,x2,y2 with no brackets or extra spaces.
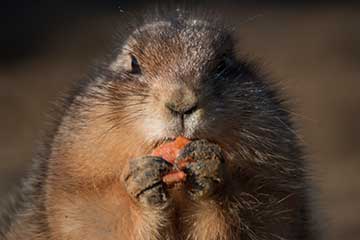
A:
215,55,231,75
130,55,141,74
216,59,227,74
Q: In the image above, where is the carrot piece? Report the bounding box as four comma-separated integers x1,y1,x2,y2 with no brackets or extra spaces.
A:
151,137,191,185
162,171,187,185
151,136,191,164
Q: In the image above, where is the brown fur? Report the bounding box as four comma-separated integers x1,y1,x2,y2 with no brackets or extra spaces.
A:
1,10,319,240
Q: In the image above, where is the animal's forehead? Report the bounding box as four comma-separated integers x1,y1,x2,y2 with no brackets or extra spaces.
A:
134,20,225,47
128,20,229,71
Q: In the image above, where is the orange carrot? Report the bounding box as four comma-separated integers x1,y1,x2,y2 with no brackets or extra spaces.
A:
162,171,187,185
151,136,191,164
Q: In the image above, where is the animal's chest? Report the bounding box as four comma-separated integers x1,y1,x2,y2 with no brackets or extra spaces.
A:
49,184,193,240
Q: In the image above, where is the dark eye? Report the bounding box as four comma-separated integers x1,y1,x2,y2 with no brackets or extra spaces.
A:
216,59,227,74
130,55,141,74
215,55,230,76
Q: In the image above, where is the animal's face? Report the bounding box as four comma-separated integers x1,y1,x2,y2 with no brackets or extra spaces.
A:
106,19,277,149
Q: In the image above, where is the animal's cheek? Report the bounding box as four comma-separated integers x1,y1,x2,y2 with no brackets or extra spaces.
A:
137,107,182,140
139,114,168,139
201,107,220,125
194,108,230,138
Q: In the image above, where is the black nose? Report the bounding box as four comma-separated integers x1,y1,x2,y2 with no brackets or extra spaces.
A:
166,101,198,116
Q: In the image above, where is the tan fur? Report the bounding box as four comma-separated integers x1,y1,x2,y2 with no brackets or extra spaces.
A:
1,10,318,240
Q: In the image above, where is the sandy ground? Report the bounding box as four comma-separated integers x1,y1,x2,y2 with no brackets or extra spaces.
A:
0,4,359,239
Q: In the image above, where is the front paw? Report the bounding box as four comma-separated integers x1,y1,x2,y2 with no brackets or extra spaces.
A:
176,140,226,200
122,156,172,207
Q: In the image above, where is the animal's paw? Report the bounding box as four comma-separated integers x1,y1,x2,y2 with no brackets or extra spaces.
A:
176,140,226,200
123,156,172,207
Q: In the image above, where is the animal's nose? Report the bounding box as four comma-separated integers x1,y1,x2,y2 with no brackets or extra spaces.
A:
165,101,198,116
164,84,198,116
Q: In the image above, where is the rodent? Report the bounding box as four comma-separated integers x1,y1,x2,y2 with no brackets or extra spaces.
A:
0,9,319,240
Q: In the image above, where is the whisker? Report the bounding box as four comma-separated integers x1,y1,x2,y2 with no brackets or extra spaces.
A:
275,116,306,144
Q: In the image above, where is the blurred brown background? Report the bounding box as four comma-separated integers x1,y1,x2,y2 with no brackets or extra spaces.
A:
0,1,359,239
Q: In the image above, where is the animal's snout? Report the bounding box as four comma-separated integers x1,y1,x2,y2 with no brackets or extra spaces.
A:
164,86,198,117
165,101,198,116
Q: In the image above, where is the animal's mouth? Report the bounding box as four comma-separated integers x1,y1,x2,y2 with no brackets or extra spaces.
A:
151,135,198,151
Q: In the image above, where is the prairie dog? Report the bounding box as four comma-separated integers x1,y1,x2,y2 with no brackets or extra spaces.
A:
0,10,318,240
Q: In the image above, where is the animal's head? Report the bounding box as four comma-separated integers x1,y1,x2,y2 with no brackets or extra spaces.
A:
93,15,290,158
